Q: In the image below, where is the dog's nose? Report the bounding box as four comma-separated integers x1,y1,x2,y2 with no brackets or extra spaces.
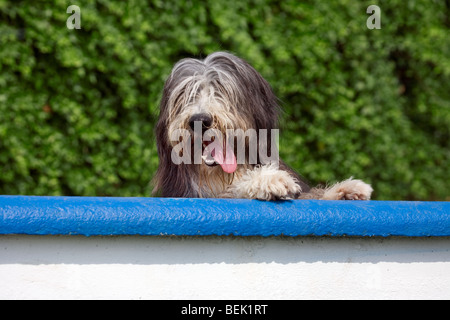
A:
189,113,213,130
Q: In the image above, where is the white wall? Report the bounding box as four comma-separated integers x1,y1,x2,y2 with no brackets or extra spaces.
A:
1,235,449,300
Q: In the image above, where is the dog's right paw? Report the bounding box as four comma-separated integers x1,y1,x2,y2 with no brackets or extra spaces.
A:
226,164,301,200
321,177,373,200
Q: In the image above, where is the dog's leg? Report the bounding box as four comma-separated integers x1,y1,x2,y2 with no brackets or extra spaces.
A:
223,165,373,201
223,164,302,200
298,177,373,200
321,177,373,200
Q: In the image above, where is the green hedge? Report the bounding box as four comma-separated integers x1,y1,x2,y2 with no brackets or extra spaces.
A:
0,0,448,200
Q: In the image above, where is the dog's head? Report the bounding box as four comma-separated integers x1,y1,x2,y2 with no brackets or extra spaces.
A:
154,52,281,196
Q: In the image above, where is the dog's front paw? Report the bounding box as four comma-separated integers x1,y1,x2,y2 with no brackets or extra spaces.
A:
321,177,373,200
227,164,301,200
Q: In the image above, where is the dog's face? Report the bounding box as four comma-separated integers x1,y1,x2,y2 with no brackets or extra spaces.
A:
165,60,249,173
154,52,281,196
158,52,280,171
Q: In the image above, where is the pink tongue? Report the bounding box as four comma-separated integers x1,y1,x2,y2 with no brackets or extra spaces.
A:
205,140,237,173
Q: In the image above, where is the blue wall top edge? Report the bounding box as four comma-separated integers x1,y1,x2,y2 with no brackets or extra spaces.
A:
0,196,449,237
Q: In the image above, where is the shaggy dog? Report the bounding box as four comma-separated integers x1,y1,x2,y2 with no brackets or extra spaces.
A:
153,52,373,201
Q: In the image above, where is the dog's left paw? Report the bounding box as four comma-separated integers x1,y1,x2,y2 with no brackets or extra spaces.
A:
321,177,373,200
226,164,301,200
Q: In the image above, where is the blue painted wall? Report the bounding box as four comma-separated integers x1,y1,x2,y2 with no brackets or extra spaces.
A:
0,196,449,237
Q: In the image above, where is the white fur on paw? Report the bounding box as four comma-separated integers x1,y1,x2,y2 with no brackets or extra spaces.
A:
321,177,373,200
227,164,301,200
